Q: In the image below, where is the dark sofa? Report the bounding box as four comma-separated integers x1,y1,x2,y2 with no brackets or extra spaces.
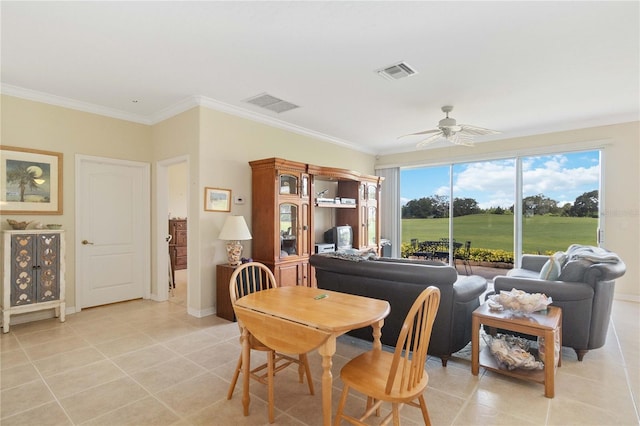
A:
309,254,487,366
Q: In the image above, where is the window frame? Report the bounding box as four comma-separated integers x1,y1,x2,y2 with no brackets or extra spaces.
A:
396,144,606,267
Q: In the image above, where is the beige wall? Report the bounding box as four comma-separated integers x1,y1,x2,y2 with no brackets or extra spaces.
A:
150,109,201,312
168,162,188,219
378,121,640,300
1,95,152,309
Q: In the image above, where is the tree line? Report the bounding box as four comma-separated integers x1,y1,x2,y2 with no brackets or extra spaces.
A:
402,190,598,219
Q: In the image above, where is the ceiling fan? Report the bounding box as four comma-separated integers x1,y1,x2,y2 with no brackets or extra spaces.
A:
399,106,501,148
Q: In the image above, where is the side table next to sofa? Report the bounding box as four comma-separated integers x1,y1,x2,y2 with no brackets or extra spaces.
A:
471,303,562,398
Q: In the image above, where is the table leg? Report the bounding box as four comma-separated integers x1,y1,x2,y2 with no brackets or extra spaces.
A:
318,336,337,426
471,314,480,376
241,327,250,416
371,319,384,351
3,311,9,333
544,328,555,398
557,312,562,368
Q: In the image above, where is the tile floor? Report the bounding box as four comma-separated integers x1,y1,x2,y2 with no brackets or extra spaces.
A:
1,271,639,425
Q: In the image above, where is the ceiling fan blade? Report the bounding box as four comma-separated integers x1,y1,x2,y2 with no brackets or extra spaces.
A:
450,134,475,147
397,129,441,139
415,132,444,147
459,124,501,136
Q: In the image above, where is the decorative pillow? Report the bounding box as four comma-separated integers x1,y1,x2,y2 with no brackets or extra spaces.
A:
558,259,591,282
552,251,567,267
539,256,562,280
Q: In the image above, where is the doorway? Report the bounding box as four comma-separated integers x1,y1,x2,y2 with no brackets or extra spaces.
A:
156,156,189,306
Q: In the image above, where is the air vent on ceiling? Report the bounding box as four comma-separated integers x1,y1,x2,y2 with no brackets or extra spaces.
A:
244,93,299,113
376,61,418,81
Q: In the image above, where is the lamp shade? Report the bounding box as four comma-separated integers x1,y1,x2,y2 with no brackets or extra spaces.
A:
218,215,252,241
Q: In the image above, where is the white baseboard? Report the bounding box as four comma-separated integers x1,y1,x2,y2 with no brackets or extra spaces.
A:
150,293,168,302
614,293,640,303
187,306,215,318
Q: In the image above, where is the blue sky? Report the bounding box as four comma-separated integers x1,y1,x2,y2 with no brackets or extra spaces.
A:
400,151,600,209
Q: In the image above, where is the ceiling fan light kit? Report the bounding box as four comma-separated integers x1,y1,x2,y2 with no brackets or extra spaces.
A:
400,105,500,148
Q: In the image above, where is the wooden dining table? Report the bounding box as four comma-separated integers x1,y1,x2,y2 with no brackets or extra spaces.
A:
233,285,391,426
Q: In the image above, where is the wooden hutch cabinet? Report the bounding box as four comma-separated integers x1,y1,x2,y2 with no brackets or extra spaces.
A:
307,164,382,253
250,158,311,287
331,179,381,251
250,158,382,287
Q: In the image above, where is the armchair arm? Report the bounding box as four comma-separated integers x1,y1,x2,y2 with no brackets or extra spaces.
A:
453,275,488,302
583,259,626,285
520,254,550,273
493,276,594,301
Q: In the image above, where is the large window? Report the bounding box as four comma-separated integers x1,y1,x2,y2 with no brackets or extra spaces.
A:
452,159,515,260
521,152,600,253
400,150,600,273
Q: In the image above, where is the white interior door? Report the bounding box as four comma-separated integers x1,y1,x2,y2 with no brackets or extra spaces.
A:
76,155,150,309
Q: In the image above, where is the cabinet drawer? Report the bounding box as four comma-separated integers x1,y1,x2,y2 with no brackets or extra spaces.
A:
171,221,187,231
174,230,187,247
175,246,187,257
174,256,187,269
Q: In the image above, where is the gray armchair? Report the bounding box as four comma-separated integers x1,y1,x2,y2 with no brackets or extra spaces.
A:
493,245,626,361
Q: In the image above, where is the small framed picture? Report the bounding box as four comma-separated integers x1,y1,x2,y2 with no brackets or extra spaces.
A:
204,187,231,212
0,145,63,214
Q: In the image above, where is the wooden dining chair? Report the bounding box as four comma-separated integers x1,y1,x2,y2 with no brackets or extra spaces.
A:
226,262,315,423
333,286,441,426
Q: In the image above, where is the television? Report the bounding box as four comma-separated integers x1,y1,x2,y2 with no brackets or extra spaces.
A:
324,225,353,251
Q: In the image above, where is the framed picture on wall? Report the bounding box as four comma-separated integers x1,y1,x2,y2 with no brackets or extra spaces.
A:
0,145,63,214
204,187,231,212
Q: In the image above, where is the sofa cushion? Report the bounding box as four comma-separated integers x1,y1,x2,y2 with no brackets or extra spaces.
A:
506,268,539,279
539,256,562,280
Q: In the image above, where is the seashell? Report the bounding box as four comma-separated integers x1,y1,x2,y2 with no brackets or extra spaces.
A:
7,219,33,230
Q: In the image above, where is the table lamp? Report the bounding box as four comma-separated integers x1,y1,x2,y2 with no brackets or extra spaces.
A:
218,215,252,266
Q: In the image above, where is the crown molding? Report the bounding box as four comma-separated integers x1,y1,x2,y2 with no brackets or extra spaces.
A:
192,95,373,154
148,96,201,124
1,84,373,154
1,84,152,124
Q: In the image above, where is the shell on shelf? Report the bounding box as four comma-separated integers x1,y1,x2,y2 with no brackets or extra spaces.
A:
6,219,32,230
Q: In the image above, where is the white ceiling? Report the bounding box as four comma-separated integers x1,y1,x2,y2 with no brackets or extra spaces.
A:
2,1,638,155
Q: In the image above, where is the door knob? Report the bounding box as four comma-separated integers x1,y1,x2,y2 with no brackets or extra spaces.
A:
81,240,94,245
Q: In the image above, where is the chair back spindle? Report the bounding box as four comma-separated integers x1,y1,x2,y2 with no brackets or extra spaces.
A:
230,262,277,304
386,286,440,395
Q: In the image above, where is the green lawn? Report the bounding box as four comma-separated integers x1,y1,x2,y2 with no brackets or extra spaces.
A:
402,214,598,254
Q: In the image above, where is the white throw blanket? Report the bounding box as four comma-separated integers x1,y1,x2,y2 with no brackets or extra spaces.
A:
566,244,619,264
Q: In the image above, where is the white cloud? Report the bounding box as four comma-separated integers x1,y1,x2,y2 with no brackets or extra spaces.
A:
401,152,599,209
451,156,598,208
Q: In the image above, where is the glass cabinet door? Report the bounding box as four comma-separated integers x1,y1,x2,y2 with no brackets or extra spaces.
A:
279,174,299,195
367,206,377,246
367,184,377,201
301,174,309,198
280,203,298,256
